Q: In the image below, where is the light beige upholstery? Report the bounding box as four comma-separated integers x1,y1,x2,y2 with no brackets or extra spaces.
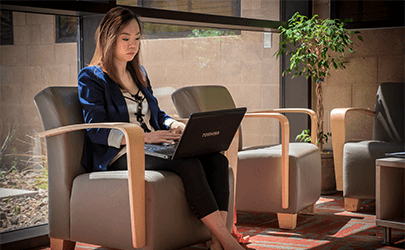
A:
171,85,321,229
34,86,235,250
331,82,404,211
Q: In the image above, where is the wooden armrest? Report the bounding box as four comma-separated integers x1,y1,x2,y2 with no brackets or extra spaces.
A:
38,123,146,248
330,108,374,191
251,108,317,145
245,112,290,209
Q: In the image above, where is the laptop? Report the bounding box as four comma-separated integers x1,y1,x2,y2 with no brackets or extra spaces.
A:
385,152,405,158
144,107,247,160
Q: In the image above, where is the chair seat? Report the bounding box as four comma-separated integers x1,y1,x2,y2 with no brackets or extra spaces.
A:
236,142,321,214
70,170,211,250
343,140,404,199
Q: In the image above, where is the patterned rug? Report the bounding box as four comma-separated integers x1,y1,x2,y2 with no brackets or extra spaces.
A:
183,192,405,250
232,195,404,249
37,192,404,250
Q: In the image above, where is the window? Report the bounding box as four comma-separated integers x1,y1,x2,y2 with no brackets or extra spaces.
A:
55,16,79,43
138,0,241,16
331,0,405,29
1,10,79,248
1,10,13,45
120,0,241,39
1,2,281,249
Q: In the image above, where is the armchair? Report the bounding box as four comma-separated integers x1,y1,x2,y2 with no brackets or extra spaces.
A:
171,85,321,229
331,82,404,211
34,86,235,250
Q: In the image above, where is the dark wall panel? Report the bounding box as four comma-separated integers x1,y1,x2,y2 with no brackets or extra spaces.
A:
280,0,312,142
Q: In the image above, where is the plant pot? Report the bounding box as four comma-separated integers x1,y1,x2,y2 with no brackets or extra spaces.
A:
321,151,336,195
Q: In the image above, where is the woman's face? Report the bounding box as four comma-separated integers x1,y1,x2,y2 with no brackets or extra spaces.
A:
114,19,141,63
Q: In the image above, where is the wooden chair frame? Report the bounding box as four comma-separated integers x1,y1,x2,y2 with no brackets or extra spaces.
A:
38,123,146,249
330,108,375,191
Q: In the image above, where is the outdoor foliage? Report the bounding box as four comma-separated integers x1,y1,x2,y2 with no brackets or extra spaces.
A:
0,123,17,170
188,29,236,37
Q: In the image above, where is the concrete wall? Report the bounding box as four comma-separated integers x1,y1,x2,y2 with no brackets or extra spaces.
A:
313,0,405,150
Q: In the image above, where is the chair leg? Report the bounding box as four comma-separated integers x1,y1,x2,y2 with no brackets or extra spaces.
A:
277,213,297,229
345,198,363,212
50,238,76,250
300,202,317,215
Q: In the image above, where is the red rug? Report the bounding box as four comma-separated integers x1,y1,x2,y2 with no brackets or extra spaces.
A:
183,192,405,250
36,192,404,250
231,196,404,249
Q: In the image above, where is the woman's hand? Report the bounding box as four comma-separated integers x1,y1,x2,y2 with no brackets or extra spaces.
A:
121,130,181,145
144,130,181,144
169,121,186,134
120,121,185,145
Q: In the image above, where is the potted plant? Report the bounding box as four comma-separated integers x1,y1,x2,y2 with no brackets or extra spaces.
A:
275,12,363,152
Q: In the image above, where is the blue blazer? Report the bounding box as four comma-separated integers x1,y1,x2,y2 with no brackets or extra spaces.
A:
78,65,173,172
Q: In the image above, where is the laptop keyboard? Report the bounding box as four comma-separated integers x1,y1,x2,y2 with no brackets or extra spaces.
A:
145,143,177,155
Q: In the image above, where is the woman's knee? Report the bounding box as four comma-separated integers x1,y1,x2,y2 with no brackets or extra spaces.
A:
211,153,229,175
173,158,205,177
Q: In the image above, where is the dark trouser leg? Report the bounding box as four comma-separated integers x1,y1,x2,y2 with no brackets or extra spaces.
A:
195,153,230,212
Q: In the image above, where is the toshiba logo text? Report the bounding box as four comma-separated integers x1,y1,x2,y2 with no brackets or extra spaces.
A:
202,131,220,138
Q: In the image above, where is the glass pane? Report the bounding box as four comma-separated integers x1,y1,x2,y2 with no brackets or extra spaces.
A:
143,24,240,39
0,11,79,233
119,0,241,17
118,0,243,39
1,11,13,45
55,16,79,43
118,0,280,20
140,24,281,147
118,0,279,38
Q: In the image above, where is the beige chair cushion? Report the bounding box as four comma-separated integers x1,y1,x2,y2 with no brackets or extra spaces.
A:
236,143,321,214
70,168,235,250
70,170,210,250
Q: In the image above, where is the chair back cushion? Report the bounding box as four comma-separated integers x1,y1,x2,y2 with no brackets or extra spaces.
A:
171,85,236,118
373,82,404,144
34,86,84,130
34,86,86,239
171,85,242,149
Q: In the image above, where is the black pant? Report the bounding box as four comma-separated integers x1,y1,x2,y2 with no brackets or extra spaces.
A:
108,152,230,219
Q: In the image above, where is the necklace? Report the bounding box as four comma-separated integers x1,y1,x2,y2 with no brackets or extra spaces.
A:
124,89,151,133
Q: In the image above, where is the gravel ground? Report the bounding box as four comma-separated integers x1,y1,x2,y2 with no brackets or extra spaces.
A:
0,169,48,232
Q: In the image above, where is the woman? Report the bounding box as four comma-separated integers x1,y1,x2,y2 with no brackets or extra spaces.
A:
78,6,245,250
